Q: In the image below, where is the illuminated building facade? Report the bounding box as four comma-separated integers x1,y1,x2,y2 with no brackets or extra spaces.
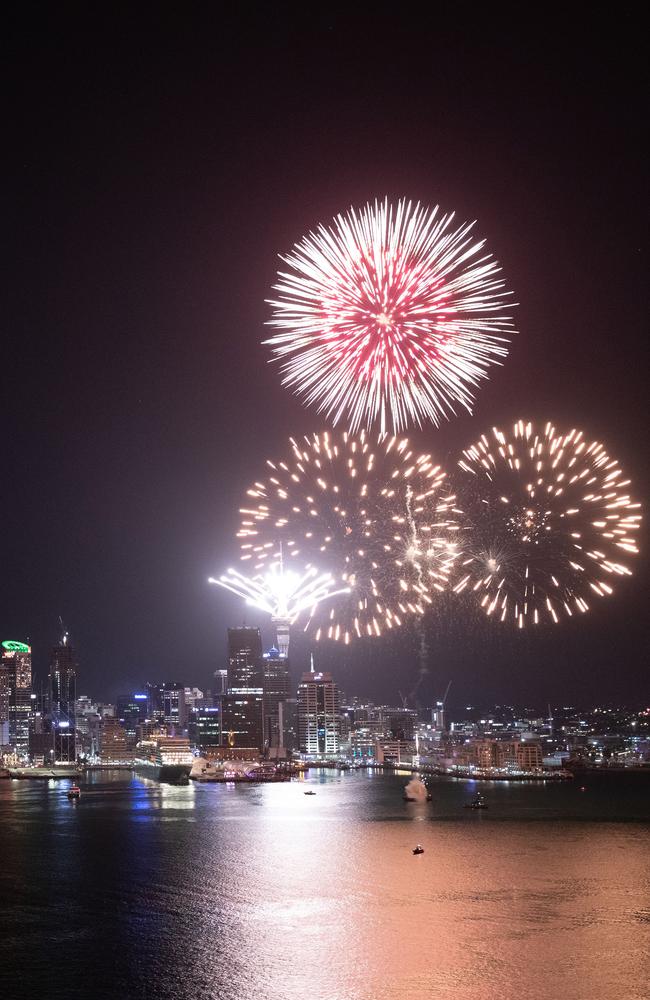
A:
223,627,264,751
221,691,264,751
298,670,340,756
100,717,132,763
0,659,9,746
213,669,228,696
188,706,221,749
262,647,291,748
161,683,187,733
227,627,263,688
116,693,148,741
48,631,77,761
1,641,32,754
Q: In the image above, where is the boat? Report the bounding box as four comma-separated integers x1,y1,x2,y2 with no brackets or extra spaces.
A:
67,784,81,799
134,736,193,784
169,773,190,786
465,793,488,810
412,845,424,855
304,790,316,795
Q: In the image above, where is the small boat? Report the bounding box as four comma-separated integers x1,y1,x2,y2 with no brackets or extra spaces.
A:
465,793,488,810
412,845,424,855
304,790,316,795
67,785,81,800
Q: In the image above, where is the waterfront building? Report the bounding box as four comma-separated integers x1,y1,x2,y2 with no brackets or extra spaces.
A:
221,690,264,751
224,627,264,751
515,740,544,771
0,658,9,747
188,705,221,749
386,708,418,741
1,641,32,755
475,740,504,770
375,739,416,765
262,647,291,748
297,669,340,757
100,717,132,763
49,632,76,723
48,630,77,762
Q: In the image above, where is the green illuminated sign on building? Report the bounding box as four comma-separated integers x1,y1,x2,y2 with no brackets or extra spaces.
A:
2,640,31,653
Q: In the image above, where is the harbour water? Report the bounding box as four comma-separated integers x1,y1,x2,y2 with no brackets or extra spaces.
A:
1,769,649,1000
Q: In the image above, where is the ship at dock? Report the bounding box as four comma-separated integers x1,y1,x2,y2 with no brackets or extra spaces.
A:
134,735,193,784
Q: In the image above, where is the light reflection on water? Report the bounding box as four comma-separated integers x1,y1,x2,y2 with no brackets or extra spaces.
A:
1,770,649,1000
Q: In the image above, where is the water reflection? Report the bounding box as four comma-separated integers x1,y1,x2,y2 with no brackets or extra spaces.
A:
1,770,649,1000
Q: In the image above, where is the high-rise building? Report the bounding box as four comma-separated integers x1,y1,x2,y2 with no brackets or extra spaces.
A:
49,633,76,723
228,627,263,688
222,627,264,751
116,694,148,738
213,669,228,696
188,706,221,749
183,687,205,712
161,682,187,733
221,691,264,751
431,701,446,731
297,669,340,757
48,629,77,761
262,647,291,748
1,641,32,755
0,658,10,747
145,682,164,723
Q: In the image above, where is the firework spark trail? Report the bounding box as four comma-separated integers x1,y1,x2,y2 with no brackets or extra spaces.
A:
265,198,516,435
209,562,346,622
237,429,460,642
453,419,642,627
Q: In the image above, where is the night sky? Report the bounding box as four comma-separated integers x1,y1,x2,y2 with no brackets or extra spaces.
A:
3,8,647,708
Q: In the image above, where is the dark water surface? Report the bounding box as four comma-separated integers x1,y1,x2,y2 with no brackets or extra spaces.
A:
1,769,649,1000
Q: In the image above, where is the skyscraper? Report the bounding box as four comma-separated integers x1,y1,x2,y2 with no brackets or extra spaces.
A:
48,628,77,761
262,647,291,748
222,627,264,751
0,658,9,747
297,668,340,757
227,627,263,688
161,682,187,733
213,669,228,696
1,640,32,755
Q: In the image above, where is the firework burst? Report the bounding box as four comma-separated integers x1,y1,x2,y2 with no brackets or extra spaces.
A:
209,561,345,623
453,420,642,627
265,198,515,435
238,430,460,642
209,560,347,654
